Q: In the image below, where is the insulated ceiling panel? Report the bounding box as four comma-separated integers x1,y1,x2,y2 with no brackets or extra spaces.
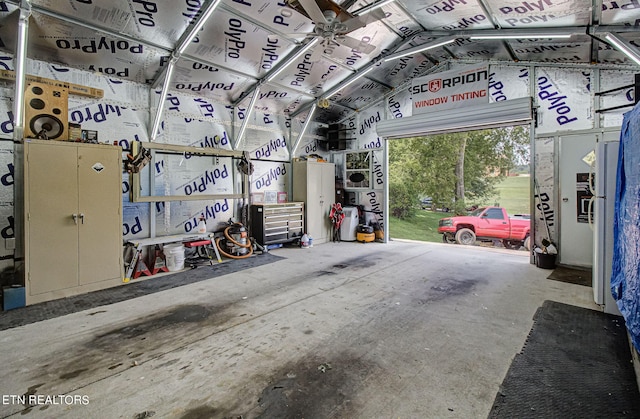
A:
331,76,390,109
0,5,19,55
171,58,255,104
183,8,297,80
268,56,354,96
222,0,315,36
446,37,512,61
27,11,164,84
507,35,592,64
250,86,314,116
484,0,592,28
31,0,194,50
370,55,437,86
403,0,495,31
601,2,640,25
352,2,422,38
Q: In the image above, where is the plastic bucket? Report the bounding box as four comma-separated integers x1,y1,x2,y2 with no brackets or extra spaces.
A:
536,252,556,269
164,243,185,272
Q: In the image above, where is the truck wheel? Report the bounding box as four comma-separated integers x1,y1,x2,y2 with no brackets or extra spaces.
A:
442,234,455,244
524,236,531,251
455,228,476,245
502,239,519,250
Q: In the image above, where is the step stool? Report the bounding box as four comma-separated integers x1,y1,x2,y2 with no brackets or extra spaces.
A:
183,239,222,265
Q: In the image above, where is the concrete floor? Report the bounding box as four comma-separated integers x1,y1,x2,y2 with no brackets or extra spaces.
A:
0,239,598,419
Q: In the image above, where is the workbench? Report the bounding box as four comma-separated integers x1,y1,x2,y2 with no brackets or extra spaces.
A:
124,233,221,282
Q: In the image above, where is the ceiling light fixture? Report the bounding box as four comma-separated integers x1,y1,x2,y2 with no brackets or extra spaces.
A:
234,86,260,149
176,0,223,55
604,33,640,66
325,66,375,98
352,0,396,16
469,29,575,40
266,38,320,83
383,38,456,62
291,104,317,157
151,58,177,141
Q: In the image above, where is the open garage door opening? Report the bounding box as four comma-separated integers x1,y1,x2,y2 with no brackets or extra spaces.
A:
386,125,532,253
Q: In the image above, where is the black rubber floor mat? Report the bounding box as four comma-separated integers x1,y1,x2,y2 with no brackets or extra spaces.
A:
0,252,284,331
489,300,640,418
547,265,592,287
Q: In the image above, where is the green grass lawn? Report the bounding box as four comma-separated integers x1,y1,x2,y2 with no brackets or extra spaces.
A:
390,210,445,242
477,175,531,216
390,175,531,243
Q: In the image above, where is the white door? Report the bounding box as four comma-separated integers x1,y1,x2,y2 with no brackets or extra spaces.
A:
558,133,597,267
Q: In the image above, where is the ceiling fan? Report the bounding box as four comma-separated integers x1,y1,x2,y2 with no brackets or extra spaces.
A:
286,0,386,59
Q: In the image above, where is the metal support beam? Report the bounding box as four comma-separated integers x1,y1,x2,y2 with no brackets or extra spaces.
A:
150,55,178,142
234,86,260,150
290,104,317,158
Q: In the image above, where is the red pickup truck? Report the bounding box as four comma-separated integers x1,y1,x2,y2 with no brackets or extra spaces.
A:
438,206,531,250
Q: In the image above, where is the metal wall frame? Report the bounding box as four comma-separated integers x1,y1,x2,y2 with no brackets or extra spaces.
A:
130,142,245,203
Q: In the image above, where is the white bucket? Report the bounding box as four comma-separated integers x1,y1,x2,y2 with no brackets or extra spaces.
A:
164,243,185,272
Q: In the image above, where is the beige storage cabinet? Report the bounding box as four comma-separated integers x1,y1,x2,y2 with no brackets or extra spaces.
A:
24,140,123,305
292,160,335,245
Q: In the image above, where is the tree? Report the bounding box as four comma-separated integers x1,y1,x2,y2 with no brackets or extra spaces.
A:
388,126,529,218
454,135,466,213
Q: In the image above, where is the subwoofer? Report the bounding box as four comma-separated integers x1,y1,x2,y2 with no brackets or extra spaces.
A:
24,82,68,140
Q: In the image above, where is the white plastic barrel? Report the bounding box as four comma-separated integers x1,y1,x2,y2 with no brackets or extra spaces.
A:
164,243,185,271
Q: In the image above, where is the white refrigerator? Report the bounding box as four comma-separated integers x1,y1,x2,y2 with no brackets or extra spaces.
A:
592,139,621,315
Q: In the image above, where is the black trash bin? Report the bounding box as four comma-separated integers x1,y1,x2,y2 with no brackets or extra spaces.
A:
536,252,557,269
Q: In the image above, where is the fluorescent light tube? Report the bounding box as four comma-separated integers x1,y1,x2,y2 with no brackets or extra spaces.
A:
383,38,455,62
266,38,320,82
235,87,260,149
605,33,640,66
177,0,223,55
469,28,575,40
291,104,317,157
353,0,395,15
471,34,573,40
326,66,374,98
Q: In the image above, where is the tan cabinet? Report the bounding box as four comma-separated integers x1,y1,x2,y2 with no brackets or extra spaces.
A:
24,140,123,305
292,161,335,244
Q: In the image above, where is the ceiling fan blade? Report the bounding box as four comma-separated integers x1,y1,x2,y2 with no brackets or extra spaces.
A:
297,0,328,24
335,35,376,54
341,8,385,33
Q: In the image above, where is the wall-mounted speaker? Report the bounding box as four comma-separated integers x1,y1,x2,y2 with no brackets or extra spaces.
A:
24,82,68,140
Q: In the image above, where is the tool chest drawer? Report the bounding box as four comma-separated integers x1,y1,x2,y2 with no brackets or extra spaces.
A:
250,202,305,246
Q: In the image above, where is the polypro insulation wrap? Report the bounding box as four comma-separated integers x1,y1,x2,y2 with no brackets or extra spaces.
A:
612,101,640,352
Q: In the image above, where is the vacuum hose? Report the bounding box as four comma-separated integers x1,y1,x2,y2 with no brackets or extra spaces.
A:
215,222,254,259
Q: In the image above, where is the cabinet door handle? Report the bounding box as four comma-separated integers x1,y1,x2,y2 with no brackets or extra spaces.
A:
72,213,78,224
80,213,85,224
